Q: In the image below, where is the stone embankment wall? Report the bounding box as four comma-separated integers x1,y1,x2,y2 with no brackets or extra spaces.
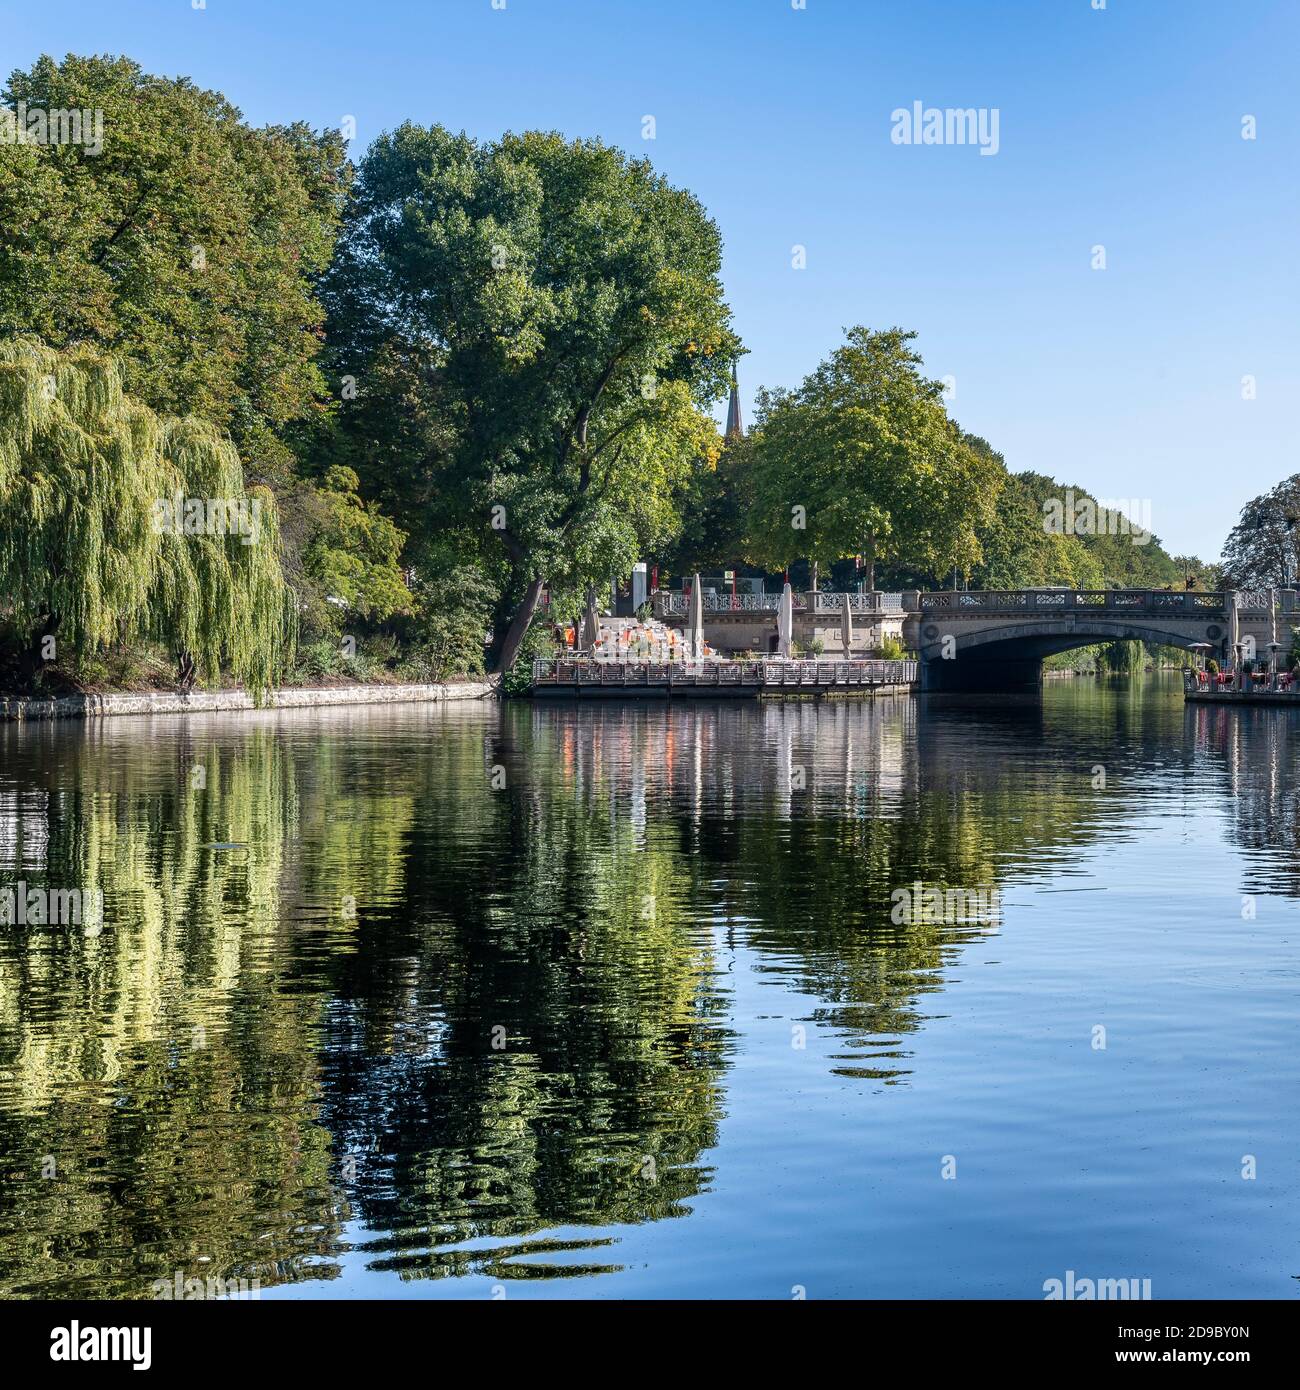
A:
0,681,497,722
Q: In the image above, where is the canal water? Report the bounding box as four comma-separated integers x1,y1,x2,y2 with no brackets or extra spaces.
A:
1,672,1297,1299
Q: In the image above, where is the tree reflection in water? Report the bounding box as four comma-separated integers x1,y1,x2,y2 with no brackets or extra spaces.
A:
0,692,1141,1295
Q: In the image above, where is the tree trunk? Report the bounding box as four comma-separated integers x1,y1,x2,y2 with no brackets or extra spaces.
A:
19,614,59,689
493,576,547,675
176,650,197,691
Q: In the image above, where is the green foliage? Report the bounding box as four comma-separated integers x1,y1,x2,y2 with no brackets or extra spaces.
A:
299,466,413,636
406,564,496,682
967,461,1102,590
1044,640,1184,674
324,124,739,670
662,433,753,574
971,469,1212,593
1096,641,1143,673
294,638,350,680
1043,648,1099,673
1171,555,1221,591
499,664,535,697
1033,473,1178,587
290,633,414,684
742,328,1002,586
1220,474,1300,589
0,338,294,694
0,54,348,464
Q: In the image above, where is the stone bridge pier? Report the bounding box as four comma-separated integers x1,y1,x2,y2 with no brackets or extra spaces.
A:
901,589,1291,693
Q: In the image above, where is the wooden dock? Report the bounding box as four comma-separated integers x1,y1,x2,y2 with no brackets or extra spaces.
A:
531,658,917,699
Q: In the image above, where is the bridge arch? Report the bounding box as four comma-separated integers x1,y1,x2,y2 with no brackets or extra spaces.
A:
917,618,1221,692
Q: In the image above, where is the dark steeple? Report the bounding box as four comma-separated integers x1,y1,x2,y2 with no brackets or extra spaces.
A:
725,362,743,441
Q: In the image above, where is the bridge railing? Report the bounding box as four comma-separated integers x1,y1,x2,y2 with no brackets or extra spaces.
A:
910,589,1273,615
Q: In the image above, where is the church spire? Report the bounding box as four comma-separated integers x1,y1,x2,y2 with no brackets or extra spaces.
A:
725,361,743,441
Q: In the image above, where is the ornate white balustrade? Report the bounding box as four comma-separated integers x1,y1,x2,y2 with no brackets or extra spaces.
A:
653,590,902,617
809,592,904,614
532,657,918,691
655,592,794,615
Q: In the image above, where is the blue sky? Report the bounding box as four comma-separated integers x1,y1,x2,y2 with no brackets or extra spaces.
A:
7,0,1297,560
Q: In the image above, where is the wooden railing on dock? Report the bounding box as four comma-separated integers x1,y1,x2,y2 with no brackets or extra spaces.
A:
531,658,917,695
1184,669,1300,703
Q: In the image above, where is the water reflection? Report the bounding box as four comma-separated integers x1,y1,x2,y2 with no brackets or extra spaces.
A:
1185,699,1300,898
0,680,1295,1296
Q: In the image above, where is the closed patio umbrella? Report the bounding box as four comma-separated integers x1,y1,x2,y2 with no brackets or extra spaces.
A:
582,590,600,652
840,595,854,657
777,582,794,659
688,573,704,660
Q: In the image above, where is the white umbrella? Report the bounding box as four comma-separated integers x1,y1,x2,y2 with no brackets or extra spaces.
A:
688,573,704,660
777,582,794,659
840,594,854,657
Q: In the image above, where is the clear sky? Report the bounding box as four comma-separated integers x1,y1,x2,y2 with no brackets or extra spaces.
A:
7,0,1297,560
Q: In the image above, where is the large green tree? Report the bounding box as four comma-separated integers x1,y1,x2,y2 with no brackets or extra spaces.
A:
324,125,738,671
0,53,348,475
742,328,1002,588
0,338,294,694
1220,475,1300,590
0,55,423,660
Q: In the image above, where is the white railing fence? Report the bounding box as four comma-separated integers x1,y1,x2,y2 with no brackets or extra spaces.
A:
532,658,917,686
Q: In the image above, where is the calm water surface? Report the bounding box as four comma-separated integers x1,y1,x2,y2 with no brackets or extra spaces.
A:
1,674,1298,1299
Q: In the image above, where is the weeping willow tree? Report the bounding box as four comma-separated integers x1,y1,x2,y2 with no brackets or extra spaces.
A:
0,338,294,694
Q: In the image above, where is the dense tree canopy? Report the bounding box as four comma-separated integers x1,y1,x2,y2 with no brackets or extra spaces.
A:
972,469,1187,592
297,466,413,635
0,54,349,470
324,124,739,670
740,328,1003,588
963,451,1102,590
659,429,754,578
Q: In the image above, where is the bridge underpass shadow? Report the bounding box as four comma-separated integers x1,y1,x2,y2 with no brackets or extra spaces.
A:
919,631,1201,694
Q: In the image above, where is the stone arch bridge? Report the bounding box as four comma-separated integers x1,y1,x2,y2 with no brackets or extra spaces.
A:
901,588,1292,692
